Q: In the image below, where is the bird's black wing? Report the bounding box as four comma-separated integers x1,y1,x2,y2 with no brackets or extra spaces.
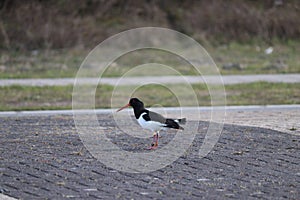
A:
147,110,184,130
148,110,166,124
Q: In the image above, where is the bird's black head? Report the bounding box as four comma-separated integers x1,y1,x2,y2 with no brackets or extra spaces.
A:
116,97,145,112
129,98,144,109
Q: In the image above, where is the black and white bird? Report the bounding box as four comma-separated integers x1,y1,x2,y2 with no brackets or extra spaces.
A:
117,98,186,149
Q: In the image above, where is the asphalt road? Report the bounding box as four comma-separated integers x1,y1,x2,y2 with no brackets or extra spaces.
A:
0,74,299,86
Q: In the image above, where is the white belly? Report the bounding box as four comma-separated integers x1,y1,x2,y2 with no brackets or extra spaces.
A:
137,113,164,132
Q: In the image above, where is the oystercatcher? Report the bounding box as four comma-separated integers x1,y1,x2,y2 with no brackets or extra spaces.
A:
117,98,186,149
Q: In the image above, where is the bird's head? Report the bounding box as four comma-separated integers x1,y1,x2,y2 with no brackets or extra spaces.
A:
116,98,144,112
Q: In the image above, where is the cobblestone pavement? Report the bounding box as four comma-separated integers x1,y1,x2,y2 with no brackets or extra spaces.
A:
0,74,299,86
0,114,299,199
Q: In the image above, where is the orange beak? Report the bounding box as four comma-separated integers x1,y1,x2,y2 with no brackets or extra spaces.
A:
116,103,130,112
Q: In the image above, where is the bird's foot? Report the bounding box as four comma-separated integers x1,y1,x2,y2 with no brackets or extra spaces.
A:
147,146,157,150
149,135,162,138
146,143,158,150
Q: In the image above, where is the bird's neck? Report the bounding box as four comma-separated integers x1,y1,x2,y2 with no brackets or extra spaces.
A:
133,106,148,119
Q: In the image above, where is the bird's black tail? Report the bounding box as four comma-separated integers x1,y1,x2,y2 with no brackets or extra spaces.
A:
165,118,186,130
175,118,186,125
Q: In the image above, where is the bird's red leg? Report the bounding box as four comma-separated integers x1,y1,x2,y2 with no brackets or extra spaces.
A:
147,132,159,150
155,132,159,147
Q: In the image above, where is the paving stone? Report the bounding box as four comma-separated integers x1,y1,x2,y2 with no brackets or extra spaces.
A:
0,115,299,199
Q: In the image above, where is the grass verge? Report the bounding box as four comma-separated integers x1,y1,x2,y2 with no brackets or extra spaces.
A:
1,41,300,78
0,82,299,111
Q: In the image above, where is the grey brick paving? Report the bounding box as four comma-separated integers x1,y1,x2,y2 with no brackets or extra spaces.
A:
0,115,299,199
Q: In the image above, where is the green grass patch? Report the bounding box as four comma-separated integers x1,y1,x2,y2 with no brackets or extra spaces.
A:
0,85,113,111
0,82,299,111
1,40,300,78
0,49,86,78
207,41,300,74
223,82,300,105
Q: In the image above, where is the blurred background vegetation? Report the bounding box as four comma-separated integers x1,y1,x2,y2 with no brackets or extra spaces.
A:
0,0,299,110
1,0,300,78
1,0,300,50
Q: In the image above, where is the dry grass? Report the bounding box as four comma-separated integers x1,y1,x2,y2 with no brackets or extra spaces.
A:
1,0,300,50
1,1,299,79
